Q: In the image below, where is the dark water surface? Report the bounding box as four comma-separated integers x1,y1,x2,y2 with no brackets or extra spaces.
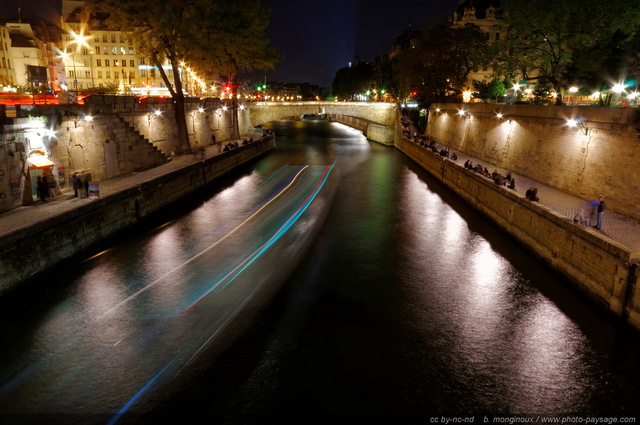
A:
1,119,639,424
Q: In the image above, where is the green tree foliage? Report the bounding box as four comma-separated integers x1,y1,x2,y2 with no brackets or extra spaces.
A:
331,62,374,100
91,0,279,153
488,0,640,104
393,23,488,104
474,78,507,102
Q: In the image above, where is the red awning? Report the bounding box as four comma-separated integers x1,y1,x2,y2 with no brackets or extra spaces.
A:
27,155,55,170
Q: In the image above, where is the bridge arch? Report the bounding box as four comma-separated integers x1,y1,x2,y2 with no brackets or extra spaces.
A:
246,101,398,145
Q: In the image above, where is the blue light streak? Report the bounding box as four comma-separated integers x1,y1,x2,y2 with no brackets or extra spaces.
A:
247,166,298,214
106,361,174,425
182,162,336,313
259,164,289,187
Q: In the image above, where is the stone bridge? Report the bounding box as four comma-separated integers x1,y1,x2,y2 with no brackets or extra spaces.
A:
246,101,399,145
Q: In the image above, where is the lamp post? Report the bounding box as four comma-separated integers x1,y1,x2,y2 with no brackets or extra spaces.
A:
60,52,78,94
64,30,92,101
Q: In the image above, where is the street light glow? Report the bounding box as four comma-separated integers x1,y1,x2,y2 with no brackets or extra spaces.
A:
612,83,626,93
68,29,91,51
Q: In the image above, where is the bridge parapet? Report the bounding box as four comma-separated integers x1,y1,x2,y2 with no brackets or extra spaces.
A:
247,101,397,127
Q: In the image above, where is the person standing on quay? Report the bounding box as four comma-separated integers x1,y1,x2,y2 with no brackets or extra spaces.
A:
594,195,606,230
72,173,80,197
41,176,49,201
37,176,47,202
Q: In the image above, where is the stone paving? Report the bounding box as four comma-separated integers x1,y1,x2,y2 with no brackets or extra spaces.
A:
1,132,639,254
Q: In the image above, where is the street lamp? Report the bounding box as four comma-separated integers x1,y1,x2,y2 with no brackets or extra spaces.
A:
568,86,579,105
59,52,77,94
65,29,92,98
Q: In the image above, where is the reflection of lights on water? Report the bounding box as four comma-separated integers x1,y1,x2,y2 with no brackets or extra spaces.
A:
218,175,255,201
510,298,587,410
471,241,505,287
442,209,465,246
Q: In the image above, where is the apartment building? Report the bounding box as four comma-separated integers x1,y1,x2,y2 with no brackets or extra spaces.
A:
60,0,174,95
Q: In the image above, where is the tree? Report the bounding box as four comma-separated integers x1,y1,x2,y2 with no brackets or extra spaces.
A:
474,78,506,102
332,62,374,100
394,23,489,104
92,0,279,153
488,0,640,104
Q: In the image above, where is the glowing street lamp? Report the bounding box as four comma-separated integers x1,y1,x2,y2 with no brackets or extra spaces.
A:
612,83,626,94
64,29,92,97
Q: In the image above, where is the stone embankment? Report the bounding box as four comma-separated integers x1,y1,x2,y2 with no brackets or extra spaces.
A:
0,137,275,296
394,131,640,332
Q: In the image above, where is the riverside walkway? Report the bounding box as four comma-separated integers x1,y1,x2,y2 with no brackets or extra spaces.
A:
404,137,640,253
0,140,237,240
1,133,639,256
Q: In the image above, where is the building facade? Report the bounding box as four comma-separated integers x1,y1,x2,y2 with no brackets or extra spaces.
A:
60,0,176,96
452,0,503,86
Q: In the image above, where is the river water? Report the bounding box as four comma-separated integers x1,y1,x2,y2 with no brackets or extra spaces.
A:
1,119,639,424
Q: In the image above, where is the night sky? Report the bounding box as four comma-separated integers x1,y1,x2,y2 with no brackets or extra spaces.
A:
0,0,460,86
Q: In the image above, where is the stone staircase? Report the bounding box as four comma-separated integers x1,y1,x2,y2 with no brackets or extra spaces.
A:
115,114,170,171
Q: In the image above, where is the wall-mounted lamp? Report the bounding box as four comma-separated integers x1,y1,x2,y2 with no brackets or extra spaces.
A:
496,112,511,123
74,114,93,129
148,110,162,125
566,117,589,135
435,107,441,113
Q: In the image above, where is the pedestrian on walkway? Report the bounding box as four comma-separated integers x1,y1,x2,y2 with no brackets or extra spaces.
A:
594,195,606,230
82,175,90,198
72,173,80,197
41,176,49,201
48,177,57,200
574,200,590,226
37,176,47,202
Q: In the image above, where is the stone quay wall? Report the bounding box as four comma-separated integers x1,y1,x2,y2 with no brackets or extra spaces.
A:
0,99,257,214
395,136,640,332
0,136,275,296
427,103,640,220
331,115,395,146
